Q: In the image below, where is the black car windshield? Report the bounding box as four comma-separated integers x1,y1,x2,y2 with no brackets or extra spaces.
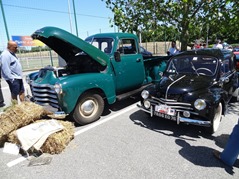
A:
166,55,218,76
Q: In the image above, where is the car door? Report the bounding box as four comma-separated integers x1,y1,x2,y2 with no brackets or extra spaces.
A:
111,38,145,93
220,57,238,101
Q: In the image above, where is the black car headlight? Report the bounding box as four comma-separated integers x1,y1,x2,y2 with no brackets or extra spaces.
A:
141,90,149,99
194,99,206,110
143,100,151,109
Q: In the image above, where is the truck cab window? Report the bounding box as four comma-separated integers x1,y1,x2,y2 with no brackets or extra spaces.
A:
117,38,137,55
86,37,114,54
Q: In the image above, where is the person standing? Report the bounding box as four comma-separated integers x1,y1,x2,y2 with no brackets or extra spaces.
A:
0,64,5,107
167,40,179,55
0,41,25,102
213,118,239,166
213,40,223,49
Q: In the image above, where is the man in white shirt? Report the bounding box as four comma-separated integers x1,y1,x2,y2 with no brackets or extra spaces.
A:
167,40,179,55
0,41,25,102
213,40,223,49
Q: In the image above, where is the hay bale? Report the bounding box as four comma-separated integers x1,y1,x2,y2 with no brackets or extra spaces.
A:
0,102,52,146
40,120,75,154
8,120,75,154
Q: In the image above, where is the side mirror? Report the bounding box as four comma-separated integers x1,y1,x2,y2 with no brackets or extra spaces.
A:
114,51,121,62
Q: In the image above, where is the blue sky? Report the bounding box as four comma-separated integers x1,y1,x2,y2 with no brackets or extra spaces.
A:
0,0,116,49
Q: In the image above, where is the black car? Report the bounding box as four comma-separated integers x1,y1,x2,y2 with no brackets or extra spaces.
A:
121,46,153,58
140,46,153,58
232,47,239,71
137,49,238,133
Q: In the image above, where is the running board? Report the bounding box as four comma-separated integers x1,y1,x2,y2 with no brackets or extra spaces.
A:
116,84,152,101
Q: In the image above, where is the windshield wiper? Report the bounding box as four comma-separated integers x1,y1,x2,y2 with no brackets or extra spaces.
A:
172,62,178,75
190,62,199,76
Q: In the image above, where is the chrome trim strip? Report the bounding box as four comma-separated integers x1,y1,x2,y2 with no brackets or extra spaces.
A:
166,75,186,99
32,83,55,89
150,98,192,107
33,92,58,99
179,117,211,127
34,97,58,104
32,88,56,93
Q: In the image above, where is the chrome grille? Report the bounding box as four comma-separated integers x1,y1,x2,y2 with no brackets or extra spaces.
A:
31,83,60,109
149,96,193,111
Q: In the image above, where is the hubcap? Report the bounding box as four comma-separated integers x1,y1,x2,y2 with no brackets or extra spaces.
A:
213,103,222,132
80,100,96,116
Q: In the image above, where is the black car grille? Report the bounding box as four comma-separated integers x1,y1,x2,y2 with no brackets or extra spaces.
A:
157,92,182,101
31,83,60,109
149,96,194,112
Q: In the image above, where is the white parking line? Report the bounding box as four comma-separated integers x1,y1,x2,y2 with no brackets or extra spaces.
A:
74,104,137,136
6,103,137,167
7,156,28,167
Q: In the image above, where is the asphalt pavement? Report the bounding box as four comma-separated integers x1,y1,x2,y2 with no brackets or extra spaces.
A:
0,72,239,179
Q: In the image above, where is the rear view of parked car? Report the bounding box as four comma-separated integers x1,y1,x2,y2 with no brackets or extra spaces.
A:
138,49,238,134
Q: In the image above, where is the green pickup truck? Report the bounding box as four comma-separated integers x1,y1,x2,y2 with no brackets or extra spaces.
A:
27,26,169,125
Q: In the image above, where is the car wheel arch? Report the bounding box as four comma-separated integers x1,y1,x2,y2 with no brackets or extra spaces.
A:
71,88,107,125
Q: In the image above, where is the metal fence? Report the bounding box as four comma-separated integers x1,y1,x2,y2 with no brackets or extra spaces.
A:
17,50,59,71
15,41,172,71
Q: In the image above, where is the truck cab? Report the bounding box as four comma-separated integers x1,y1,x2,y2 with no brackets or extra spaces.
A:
85,33,146,93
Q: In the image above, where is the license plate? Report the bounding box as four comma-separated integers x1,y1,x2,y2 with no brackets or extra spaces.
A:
155,105,175,116
154,111,177,121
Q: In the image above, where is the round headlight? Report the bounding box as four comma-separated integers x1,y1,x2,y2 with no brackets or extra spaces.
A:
54,83,62,94
141,90,149,99
194,99,206,110
143,100,151,109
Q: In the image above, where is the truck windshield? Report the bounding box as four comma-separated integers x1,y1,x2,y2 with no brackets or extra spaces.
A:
85,37,114,54
166,56,218,76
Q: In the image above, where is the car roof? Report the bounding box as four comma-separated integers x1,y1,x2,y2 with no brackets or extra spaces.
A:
86,32,138,40
175,48,233,59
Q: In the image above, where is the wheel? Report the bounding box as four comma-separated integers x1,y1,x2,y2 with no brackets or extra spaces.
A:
209,103,222,134
196,68,213,75
73,92,104,125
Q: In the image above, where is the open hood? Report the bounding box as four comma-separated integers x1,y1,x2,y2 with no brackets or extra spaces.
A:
31,26,109,66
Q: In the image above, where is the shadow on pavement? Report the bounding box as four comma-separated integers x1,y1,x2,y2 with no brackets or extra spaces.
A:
102,96,140,116
130,110,239,175
176,138,239,175
129,110,214,140
228,101,239,115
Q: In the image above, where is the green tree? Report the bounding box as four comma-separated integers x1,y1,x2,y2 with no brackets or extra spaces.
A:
102,0,238,51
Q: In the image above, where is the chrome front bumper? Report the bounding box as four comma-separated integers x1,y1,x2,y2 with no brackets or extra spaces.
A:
137,104,211,127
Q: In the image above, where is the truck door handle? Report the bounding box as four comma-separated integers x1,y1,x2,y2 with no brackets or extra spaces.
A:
136,58,141,62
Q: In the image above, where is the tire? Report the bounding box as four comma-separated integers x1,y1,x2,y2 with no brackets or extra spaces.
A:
73,92,104,125
231,87,239,102
209,102,222,134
